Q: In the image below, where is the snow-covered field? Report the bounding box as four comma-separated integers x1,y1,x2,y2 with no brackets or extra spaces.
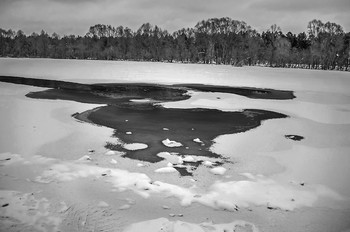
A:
0,58,350,232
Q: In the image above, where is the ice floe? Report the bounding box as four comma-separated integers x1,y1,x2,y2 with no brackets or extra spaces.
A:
123,143,148,151
162,139,182,147
181,155,196,162
154,167,178,173
130,99,151,103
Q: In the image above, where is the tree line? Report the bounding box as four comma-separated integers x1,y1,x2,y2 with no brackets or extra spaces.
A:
1,17,349,70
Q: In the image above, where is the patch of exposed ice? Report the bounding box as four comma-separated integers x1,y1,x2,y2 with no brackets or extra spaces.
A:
123,218,259,232
123,143,148,151
210,167,227,175
162,139,182,147
154,167,178,173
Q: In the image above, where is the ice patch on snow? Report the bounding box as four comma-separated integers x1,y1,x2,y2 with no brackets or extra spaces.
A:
162,139,182,147
123,143,148,151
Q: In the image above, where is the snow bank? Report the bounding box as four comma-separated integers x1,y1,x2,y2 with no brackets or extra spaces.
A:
4,152,346,211
2,58,350,95
123,143,148,151
123,218,259,232
197,174,344,211
162,139,183,147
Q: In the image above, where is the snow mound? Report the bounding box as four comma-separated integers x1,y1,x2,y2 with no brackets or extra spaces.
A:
77,155,92,161
155,167,178,173
203,161,214,167
98,201,109,207
105,151,116,156
210,167,227,175
123,218,259,232
110,159,118,164
123,143,148,151
162,139,182,147
181,156,196,162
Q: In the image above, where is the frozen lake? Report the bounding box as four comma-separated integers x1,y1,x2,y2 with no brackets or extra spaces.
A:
0,58,350,232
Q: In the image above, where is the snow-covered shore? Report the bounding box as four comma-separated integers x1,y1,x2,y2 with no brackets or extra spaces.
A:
1,58,350,232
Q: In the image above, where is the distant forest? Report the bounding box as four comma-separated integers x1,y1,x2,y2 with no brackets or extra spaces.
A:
1,17,349,70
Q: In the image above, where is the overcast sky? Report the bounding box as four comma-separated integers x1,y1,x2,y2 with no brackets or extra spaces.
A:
0,0,349,36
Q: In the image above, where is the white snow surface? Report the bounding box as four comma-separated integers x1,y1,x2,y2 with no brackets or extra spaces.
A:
1,59,350,231
123,218,259,232
20,154,342,211
1,58,350,95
